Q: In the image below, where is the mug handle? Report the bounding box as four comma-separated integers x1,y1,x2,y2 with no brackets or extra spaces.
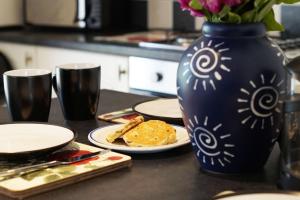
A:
52,75,58,93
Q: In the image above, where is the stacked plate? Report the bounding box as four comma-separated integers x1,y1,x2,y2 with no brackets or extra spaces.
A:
133,98,183,125
0,123,74,159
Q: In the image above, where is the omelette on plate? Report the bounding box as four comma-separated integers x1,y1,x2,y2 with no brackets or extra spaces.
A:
123,120,176,147
106,116,177,147
106,116,144,143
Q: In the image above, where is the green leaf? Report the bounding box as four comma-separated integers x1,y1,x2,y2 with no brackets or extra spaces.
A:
255,0,276,22
227,12,242,23
241,10,257,22
201,8,212,21
218,5,231,18
233,0,253,15
212,15,222,23
262,9,284,31
254,0,266,7
189,0,203,10
276,0,300,4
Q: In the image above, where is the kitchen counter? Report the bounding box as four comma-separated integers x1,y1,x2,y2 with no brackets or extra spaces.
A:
0,90,284,200
0,29,183,62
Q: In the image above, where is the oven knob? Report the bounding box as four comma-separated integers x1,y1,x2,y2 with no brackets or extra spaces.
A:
155,72,163,82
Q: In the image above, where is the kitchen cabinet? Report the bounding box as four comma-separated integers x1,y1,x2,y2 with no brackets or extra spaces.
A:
0,42,37,68
36,46,129,92
129,56,178,95
0,42,129,92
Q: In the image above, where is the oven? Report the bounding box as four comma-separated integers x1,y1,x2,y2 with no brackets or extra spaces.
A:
129,57,178,97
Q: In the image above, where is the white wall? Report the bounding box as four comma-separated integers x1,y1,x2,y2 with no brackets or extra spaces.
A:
147,0,203,30
0,0,23,26
148,0,173,29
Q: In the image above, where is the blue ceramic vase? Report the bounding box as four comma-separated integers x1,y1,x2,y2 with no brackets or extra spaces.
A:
177,22,287,173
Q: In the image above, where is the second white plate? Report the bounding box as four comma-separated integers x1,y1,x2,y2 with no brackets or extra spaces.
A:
0,123,74,156
88,124,190,154
133,98,183,125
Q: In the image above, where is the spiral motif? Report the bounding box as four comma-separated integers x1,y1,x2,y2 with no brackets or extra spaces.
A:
193,127,220,156
190,47,218,79
250,86,279,118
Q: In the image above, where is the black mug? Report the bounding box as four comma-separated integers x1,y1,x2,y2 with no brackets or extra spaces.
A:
3,69,52,121
52,63,101,121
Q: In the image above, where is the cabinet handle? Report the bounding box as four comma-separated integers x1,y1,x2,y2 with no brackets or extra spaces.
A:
25,54,33,67
155,72,163,82
118,66,127,81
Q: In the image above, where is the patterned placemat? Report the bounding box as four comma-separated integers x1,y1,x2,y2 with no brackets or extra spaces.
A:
0,142,132,199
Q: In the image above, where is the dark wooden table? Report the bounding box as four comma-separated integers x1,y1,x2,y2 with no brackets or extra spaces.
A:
0,90,282,200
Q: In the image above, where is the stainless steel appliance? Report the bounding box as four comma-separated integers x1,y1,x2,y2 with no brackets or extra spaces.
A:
273,4,300,38
278,56,300,189
25,0,127,29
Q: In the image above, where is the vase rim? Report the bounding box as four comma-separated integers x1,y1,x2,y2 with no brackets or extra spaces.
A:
202,22,266,38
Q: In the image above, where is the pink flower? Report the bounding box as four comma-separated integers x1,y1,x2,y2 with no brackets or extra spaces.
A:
178,0,243,16
190,9,204,17
178,0,191,10
223,0,242,6
199,0,222,13
178,0,204,17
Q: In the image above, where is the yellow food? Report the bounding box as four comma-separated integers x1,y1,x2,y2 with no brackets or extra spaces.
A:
123,120,176,147
106,116,144,143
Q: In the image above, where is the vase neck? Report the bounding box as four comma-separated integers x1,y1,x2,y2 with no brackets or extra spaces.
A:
202,23,266,38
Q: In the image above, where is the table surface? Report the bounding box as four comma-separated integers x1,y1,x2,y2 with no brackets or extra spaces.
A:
0,90,282,200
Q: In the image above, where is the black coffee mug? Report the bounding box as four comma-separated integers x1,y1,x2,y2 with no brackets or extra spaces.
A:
3,69,52,121
52,63,101,121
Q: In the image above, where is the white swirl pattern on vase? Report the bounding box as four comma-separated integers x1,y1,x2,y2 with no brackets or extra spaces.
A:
187,115,235,168
237,73,283,132
181,40,232,91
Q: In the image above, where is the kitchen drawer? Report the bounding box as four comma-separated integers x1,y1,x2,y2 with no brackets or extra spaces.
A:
129,57,178,95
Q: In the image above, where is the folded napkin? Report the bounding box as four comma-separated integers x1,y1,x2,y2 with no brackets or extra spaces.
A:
98,108,140,123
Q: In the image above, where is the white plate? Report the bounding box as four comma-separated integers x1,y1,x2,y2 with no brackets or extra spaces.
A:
218,193,300,200
133,98,182,124
0,123,74,155
88,124,190,153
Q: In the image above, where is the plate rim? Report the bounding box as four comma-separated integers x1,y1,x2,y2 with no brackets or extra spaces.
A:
88,124,190,154
132,98,182,120
218,193,300,200
0,122,75,155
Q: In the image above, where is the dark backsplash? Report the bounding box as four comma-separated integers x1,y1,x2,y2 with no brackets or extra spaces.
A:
173,2,196,32
99,0,148,31
127,0,148,30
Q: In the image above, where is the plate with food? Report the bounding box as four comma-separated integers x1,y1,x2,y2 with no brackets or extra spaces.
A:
88,116,190,153
133,98,183,125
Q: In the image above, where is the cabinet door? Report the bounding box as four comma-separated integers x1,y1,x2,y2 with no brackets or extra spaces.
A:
0,42,37,69
36,46,129,92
